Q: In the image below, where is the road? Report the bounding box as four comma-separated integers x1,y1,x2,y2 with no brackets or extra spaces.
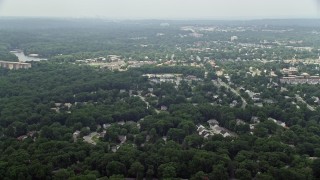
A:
295,94,315,111
135,91,150,110
213,79,247,109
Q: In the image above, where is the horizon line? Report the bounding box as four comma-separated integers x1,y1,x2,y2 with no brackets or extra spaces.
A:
0,16,319,21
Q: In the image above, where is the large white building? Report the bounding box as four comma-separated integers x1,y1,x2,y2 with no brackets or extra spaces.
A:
0,61,31,70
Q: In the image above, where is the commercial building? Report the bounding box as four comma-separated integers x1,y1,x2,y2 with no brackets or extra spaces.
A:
280,73,320,84
0,61,31,70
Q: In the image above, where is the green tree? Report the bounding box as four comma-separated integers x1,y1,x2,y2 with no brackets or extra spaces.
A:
109,174,125,180
312,159,320,178
146,165,154,180
190,171,208,180
53,169,74,180
158,164,176,179
209,165,228,180
128,162,144,180
106,161,126,177
235,169,251,180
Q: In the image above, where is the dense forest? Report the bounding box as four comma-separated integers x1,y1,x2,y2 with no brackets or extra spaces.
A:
0,19,320,179
0,62,319,179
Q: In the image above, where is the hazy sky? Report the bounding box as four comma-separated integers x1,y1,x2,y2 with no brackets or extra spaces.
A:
0,0,319,19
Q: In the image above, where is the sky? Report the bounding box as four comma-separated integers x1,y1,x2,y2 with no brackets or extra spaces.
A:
0,0,319,20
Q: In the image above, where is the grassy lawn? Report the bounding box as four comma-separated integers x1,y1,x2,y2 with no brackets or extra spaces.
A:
92,135,100,143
